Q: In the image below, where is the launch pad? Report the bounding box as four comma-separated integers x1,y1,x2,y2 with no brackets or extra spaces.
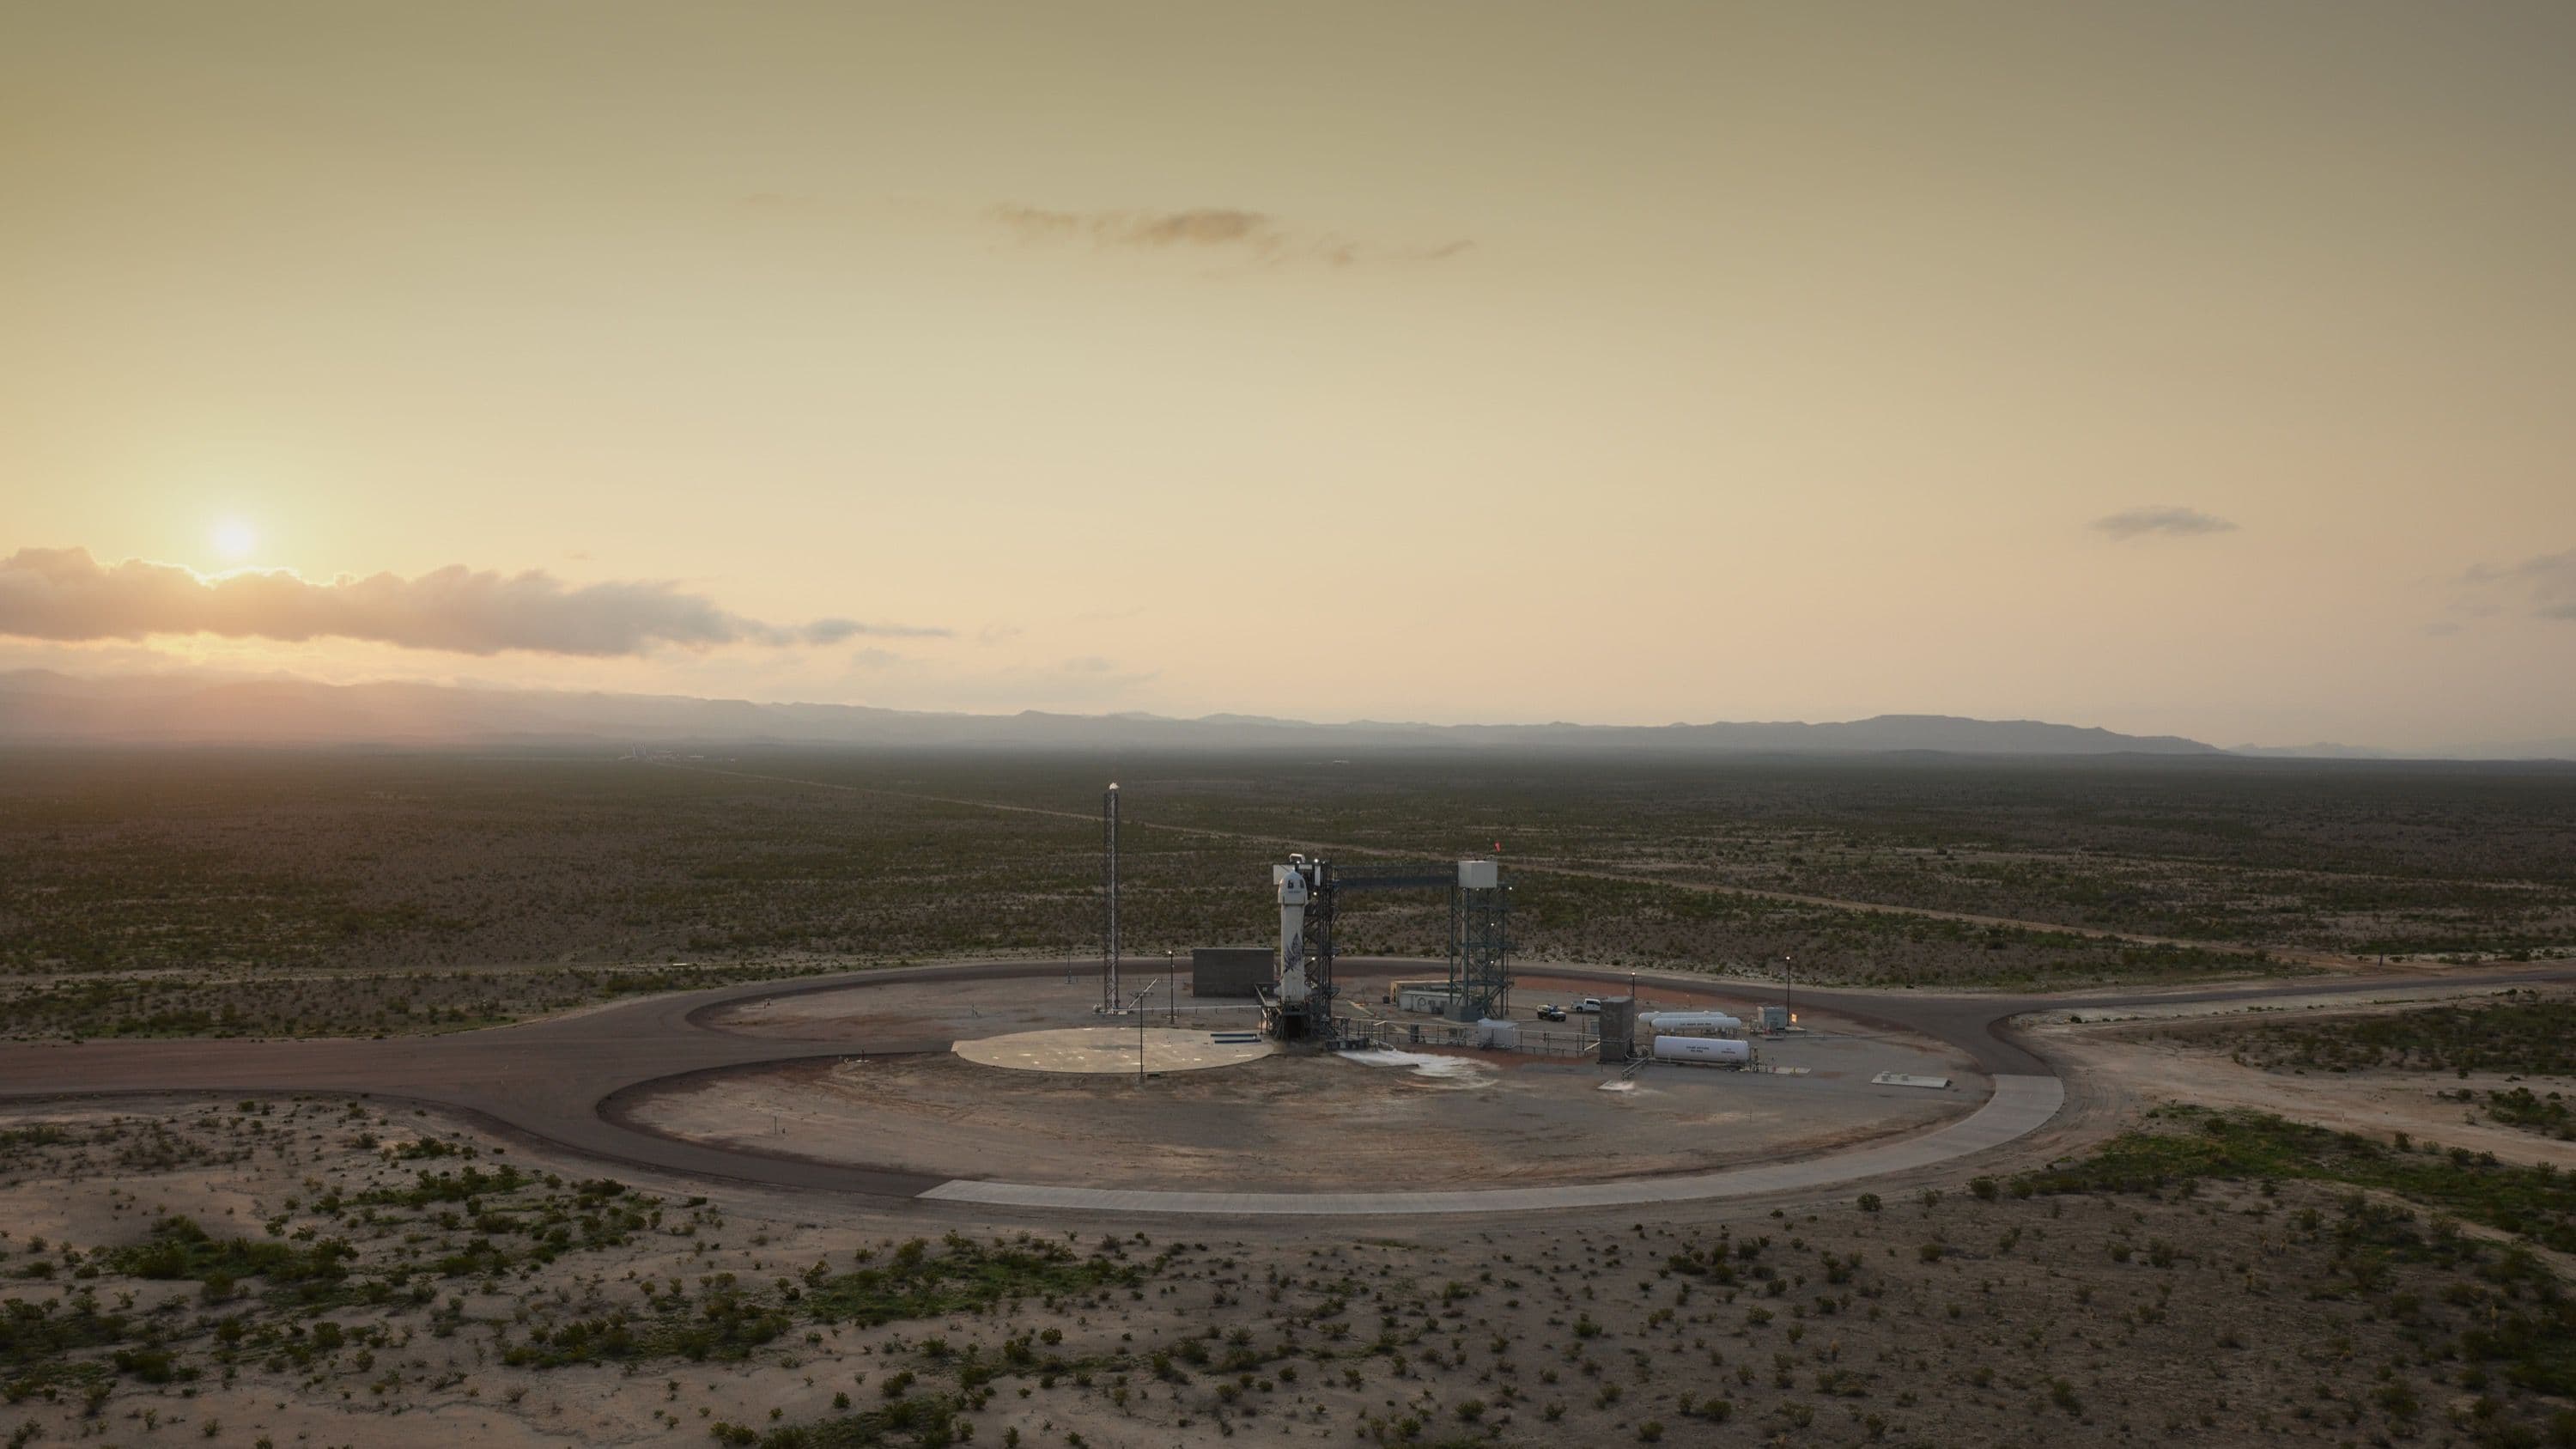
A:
620,966,1990,1195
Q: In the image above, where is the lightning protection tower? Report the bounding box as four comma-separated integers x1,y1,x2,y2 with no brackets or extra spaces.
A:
1099,782,1121,1014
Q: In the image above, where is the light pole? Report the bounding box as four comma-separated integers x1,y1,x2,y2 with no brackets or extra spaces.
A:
1783,953,1793,1028
1167,950,1176,1025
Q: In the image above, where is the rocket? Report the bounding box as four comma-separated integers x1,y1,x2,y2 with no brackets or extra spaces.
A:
1274,856,1312,1005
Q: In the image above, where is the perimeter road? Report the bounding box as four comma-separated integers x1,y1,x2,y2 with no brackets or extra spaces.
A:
4,958,2572,1218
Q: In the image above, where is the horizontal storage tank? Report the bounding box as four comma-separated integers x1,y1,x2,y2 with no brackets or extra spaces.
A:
1652,1035,1752,1066
1475,1017,1519,1049
1640,1010,1744,1033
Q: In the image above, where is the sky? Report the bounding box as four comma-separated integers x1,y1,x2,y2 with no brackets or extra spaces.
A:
3,1,2573,749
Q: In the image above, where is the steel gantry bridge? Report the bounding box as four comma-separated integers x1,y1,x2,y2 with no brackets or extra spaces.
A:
1266,856,1512,1040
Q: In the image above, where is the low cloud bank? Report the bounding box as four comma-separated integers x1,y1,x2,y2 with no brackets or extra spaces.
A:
2092,505,2239,540
0,547,944,656
987,204,1471,267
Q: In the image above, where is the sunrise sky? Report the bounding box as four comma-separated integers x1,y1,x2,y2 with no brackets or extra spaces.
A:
4,2,2573,749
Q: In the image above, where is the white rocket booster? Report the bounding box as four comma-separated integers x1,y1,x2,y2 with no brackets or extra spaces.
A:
1274,857,1312,1005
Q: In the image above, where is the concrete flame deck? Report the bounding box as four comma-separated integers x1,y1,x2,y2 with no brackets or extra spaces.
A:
952,1026,1275,1075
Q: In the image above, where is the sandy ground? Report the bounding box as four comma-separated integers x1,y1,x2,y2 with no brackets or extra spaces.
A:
2030,1005,2576,1175
5,1082,2560,1449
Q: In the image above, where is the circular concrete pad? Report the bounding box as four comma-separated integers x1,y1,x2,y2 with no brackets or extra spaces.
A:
955,1026,1274,1075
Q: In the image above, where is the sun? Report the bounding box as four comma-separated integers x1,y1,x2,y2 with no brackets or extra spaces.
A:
211,520,257,561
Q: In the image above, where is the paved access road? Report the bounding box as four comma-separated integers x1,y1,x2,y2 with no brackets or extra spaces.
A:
1,959,2568,1218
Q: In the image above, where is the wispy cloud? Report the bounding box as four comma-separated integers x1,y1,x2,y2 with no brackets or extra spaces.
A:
2091,505,2239,541
2462,548,2576,621
987,204,1471,269
0,546,946,656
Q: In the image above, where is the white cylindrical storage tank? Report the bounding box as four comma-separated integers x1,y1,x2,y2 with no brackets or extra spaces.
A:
1652,1035,1751,1066
1640,1011,1745,1034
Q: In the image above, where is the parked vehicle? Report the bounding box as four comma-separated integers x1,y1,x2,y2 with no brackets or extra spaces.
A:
1574,998,1603,1014
1534,1003,1568,1022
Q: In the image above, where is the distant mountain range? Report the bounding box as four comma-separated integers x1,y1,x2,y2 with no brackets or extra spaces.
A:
0,669,2562,759
0,669,2224,755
